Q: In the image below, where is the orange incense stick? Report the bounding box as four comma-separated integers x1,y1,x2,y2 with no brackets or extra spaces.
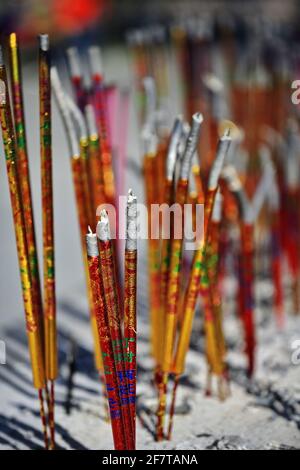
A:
51,69,103,376
8,33,45,359
0,48,48,448
63,94,94,226
155,117,182,438
85,104,105,215
64,93,105,374
156,113,203,441
167,131,231,439
160,117,183,353
39,34,56,450
207,192,228,394
200,191,227,398
142,77,161,367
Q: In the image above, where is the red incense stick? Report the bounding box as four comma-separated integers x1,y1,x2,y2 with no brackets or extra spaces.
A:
97,211,135,450
86,228,126,450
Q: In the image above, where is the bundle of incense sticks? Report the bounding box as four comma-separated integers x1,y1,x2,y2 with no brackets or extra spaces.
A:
0,34,57,450
140,75,235,437
51,68,105,393
86,191,137,450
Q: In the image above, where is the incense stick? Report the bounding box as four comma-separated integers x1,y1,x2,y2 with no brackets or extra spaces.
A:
88,46,115,205
97,211,135,450
155,116,182,438
156,113,203,441
8,33,45,362
66,47,86,111
222,165,256,376
85,103,105,217
86,228,126,449
142,79,162,371
124,189,137,445
51,68,104,377
0,47,48,448
167,130,231,439
39,34,56,450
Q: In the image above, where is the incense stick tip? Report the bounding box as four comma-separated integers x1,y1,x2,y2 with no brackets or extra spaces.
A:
127,188,137,204
126,189,137,250
9,33,17,48
223,127,231,138
97,210,111,241
39,34,49,51
180,112,203,179
166,116,183,180
86,228,99,257
192,112,204,125
66,47,81,78
88,45,103,77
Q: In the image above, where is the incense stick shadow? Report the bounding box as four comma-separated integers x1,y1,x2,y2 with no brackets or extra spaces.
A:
14,404,88,450
58,300,89,323
0,413,44,450
178,375,202,391
0,370,37,399
229,365,300,431
58,330,95,377
136,401,156,440
0,434,18,449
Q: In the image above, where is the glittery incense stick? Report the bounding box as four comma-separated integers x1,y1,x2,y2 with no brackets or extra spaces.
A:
88,47,121,296
142,77,161,367
200,190,227,398
97,211,135,450
85,104,105,216
143,140,161,364
86,228,126,449
51,68,103,376
0,47,48,449
155,117,182,437
160,117,183,358
88,46,115,206
156,113,203,441
39,34,56,450
167,130,231,439
207,191,228,396
66,47,86,111
8,33,45,359
175,155,205,331
64,93,109,350
64,93,94,227
124,189,137,445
